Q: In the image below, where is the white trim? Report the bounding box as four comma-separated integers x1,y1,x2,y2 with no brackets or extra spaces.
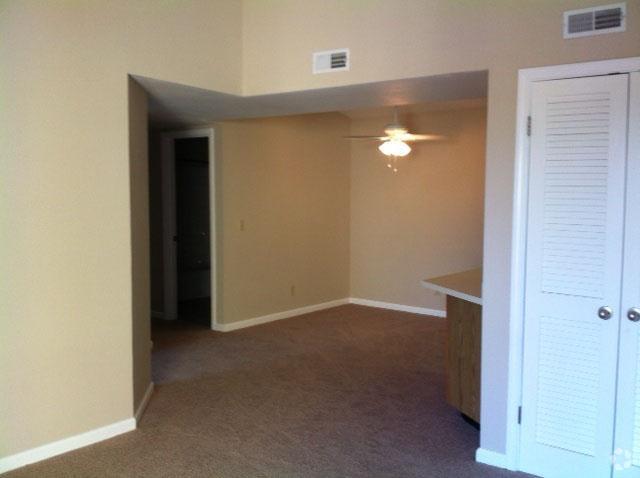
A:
475,448,509,470
0,418,135,474
419,280,482,305
212,298,445,332
503,56,640,473
134,382,154,424
212,299,350,332
160,128,217,328
348,298,446,317
160,133,177,320
514,57,640,82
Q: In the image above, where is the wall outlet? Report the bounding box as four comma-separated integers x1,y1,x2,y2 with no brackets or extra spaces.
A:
290,285,296,296
239,219,245,231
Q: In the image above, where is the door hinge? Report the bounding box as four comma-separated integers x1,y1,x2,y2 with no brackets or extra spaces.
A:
518,406,522,424
526,116,532,137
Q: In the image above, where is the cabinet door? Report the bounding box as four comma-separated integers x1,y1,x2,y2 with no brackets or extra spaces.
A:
519,74,629,478
613,72,640,477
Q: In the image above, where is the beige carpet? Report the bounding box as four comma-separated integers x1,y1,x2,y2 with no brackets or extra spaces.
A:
5,304,527,477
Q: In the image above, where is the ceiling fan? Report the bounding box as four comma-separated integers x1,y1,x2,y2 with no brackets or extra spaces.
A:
344,107,444,172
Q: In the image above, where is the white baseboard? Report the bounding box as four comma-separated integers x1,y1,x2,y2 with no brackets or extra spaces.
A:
348,298,446,317
135,382,154,423
475,448,510,470
212,297,445,332
212,298,350,332
0,418,136,474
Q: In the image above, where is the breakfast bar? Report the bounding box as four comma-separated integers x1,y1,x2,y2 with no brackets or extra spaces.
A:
421,268,482,424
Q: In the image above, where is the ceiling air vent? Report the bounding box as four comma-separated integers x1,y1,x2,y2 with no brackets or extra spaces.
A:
313,49,350,74
564,3,626,38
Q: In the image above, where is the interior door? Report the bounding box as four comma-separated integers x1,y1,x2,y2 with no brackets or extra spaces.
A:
520,74,629,478
613,72,640,477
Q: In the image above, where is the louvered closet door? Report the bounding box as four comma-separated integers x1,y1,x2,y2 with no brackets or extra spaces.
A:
613,71,640,477
519,74,629,478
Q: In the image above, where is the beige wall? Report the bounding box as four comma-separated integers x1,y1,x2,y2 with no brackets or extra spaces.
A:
242,0,640,453
2,0,639,464
350,105,486,310
242,0,640,95
128,79,151,412
0,0,242,458
215,114,351,324
151,105,482,322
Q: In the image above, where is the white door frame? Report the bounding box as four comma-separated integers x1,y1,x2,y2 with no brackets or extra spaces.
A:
505,56,640,471
160,128,217,329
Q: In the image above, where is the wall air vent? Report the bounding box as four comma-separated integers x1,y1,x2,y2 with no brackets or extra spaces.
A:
563,3,626,38
313,49,350,74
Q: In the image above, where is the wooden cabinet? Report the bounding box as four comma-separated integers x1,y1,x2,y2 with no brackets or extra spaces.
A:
445,295,481,423
421,268,482,424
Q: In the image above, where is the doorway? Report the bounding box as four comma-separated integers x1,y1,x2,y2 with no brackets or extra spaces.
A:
160,129,216,327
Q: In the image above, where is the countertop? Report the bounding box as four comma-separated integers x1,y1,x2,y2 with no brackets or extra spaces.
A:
421,268,482,305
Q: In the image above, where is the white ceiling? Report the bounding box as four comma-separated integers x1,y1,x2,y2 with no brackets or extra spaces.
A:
135,70,487,129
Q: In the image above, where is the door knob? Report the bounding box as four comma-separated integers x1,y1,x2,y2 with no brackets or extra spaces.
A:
628,307,640,322
598,306,613,320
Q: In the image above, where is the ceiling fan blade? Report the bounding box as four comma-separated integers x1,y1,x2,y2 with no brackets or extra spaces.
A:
401,133,446,142
343,135,389,140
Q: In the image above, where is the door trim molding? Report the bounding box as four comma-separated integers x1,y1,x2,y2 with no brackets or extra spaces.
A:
160,128,217,328
503,56,640,472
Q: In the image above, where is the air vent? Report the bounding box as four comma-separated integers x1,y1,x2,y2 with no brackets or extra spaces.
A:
564,3,626,38
313,49,350,74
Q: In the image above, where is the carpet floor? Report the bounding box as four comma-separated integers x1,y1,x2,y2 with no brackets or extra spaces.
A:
5,304,529,477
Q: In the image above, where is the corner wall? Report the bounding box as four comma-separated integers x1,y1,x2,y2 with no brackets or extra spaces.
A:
0,0,242,460
350,105,486,310
215,114,351,324
128,78,151,413
151,105,484,325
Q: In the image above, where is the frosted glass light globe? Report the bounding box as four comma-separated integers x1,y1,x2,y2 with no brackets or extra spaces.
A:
378,139,411,157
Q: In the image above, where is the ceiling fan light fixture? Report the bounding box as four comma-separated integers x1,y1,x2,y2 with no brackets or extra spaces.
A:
378,139,411,157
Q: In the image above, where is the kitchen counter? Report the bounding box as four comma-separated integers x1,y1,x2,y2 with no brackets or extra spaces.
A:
420,268,482,305
421,267,482,424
